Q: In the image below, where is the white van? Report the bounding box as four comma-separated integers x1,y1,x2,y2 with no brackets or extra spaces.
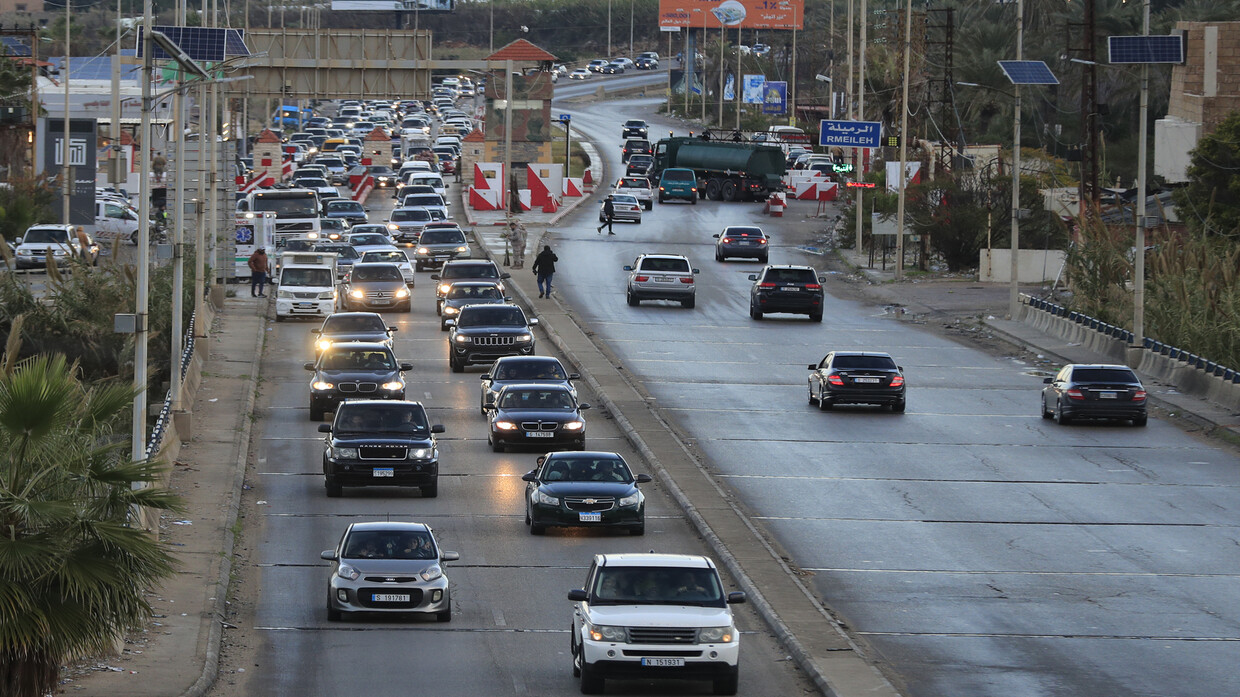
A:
275,251,338,322
96,200,143,244
407,173,447,197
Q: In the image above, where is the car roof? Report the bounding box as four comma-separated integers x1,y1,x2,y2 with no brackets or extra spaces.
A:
494,355,563,365
459,302,518,312
762,264,815,271
444,260,497,268
830,351,894,359
351,262,402,270
322,341,392,352
1067,364,1136,371
499,382,573,392
596,553,714,569
447,280,501,287
723,226,765,234
638,253,690,261
323,311,385,321
346,521,431,533
544,450,623,460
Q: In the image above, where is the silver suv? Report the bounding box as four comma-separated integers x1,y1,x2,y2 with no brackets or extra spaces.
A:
623,254,700,309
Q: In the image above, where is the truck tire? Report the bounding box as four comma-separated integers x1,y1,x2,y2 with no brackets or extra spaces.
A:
721,179,738,201
691,194,697,205
706,178,722,200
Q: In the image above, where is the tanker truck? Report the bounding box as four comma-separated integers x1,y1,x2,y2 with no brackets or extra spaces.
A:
652,135,787,201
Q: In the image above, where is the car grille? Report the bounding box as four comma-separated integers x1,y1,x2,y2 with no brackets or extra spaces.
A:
276,221,314,232
473,336,517,347
363,576,419,583
337,382,378,393
628,627,697,644
365,290,395,298
621,649,702,657
357,587,424,608
293,291,319,299
359,445,406,460
520,421,559,431
565,496,615,512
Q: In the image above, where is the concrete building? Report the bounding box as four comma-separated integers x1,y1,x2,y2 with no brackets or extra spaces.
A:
1155,22,1240,183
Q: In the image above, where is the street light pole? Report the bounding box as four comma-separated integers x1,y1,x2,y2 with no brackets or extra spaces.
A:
1009,0,1023,320
62,0,71,225
1133,0,1150,346
134,0,154,464
894,0,913,281
854,0,867,253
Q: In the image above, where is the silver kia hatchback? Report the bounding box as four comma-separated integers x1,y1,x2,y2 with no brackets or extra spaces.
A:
322,521,459,622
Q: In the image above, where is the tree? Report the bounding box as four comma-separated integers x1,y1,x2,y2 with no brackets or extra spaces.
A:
0,344,180,697
1172,109,1240,239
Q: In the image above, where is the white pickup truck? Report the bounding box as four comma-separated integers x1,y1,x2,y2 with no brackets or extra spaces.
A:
569,553,745,695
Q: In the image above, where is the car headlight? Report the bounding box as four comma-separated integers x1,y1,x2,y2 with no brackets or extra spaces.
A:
395,287,409,298
408,447,434,459
535,490,559,506
516,333,532,342
336,563,360,581
329,445,358,459
318,290,337,300
442,306,459,315
562,421,584,432
454,334,471,343
438,283,451,294
316,339,332,352
349,289,364,299
698,625,736,643
388,223,400,231
455,246,468,253
618,491,643,507
493,420,518,431
381,381,403,391
312,381,334,390
420,563,443,582
415,247,430,255
279,289,295,298
587,623,627,642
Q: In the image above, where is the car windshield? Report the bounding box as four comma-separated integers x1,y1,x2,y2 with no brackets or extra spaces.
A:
499,389,573,410
591,567,724,606
404,195,444,207
322,315,387,333
298,178,330,187
447,284,502,301
459,306,525,328
831,355,897,370
493,360,567,381
322,349,395,371
540,457,631,483
349,234,389,247
320,220,346,231
764,268,817,283
443,264,499,280
362,251,407,264
327,201,362,212
420,230,465,245
343,530,437,560
314,244,360,260
1072,368,1138,383
280,267,334,286
391,209,430,222
280,239,316,252
350,265,404,281
352,225,388,235
624,120,646,128
318,158,344,168
639,258,690,273
22,228,69,244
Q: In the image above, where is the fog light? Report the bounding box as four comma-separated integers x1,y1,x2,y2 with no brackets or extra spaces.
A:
336,589,348,602
606,650,616,658
431,590,442,602
709,650,718,659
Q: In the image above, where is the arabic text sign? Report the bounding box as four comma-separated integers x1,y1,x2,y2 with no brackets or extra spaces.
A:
742,74,765,104
658,0,803,30
818,120,882,149
762,81,786,115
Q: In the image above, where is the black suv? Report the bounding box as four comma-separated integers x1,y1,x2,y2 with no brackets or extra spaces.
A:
318,400,445,498
445,303,538,373
808,351,906,412
1042,363,1148,426
431,260,510,315
621,119,649,139
621,138,651,163
748,265,826,322
304,342,412,421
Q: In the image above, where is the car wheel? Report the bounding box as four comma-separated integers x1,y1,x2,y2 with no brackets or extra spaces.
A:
129,230,140,245
275,314,286,323
1133,414,1148,427
658,194,665,204
450,357,464,373
682,296,695,309
440,322,448,332
721,179,738,201
422,483,438,498
810,311,823,322
758,254,768,263
490,436,505,453
808,384,817,405
309,402,324,421
325,477,342,498
750,303,763,320
691,194,698,204
892,400,907,413
436,608,452,623
629,523,645,536
713,668,739,695
404,302,413,313
571,632,582,676
579,662,605,694
1054,400,1071,425
818,395,833,411
627,290,639,307
436,301,443,316
1041,397,1053,419
415,261,423,271
326,595,343,622
644,201,652,210
529,520,545,535
524,504,531,525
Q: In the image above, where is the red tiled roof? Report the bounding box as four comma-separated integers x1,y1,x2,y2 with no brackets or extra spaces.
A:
463,128,485,142
485,39,557,62
256,129,281,143
365,127,389,141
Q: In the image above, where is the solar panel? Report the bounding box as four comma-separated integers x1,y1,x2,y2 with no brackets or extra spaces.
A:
224,29,251,58
1108,35,1184,64
998,60,1059,86
1,37,31,57
137,26,233,62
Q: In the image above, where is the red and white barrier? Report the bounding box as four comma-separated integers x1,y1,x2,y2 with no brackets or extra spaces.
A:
517,189,532,211
469,186,502,211
543,197,559,214
765,192,786,217
563,177,584,197
582,169,595,193
527,164,563,208
352,176,374,203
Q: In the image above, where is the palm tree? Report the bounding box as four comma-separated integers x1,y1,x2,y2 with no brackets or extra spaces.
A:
0,342,181,697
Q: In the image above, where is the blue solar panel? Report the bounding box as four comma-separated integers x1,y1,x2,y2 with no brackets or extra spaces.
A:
224,29,251,58
138,26,228,62
62,56,142,81
2,37,31,57
1109,35,1184,64
998,60,1059,85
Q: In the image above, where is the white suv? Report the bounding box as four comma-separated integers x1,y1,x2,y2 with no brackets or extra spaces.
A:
569,553,745,695
624,254,700,308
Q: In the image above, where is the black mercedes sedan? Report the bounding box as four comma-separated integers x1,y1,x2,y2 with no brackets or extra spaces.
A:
487,383,590,453
1042,363,1148,426
521,451,651,535
808,351,906,412
304,342,412,421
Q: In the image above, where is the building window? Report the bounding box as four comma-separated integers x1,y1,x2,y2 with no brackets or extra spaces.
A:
16,3,27,9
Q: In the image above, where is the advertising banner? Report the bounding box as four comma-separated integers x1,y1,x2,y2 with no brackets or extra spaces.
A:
659,0,803,30
743,74,765,104
330,0,454,11
38,118,97,227
724,73,735,101
761,81,786,114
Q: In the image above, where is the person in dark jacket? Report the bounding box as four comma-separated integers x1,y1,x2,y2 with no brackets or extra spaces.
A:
531,245,558,298
248,248,272,297
596,195,616,235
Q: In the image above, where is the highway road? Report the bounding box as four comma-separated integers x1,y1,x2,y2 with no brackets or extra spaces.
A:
543,99,1240,697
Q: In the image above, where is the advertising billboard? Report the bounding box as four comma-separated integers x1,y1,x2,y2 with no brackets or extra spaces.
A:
37,118,97,227
659,0,803,30
761,81,786,114
330,0,454,11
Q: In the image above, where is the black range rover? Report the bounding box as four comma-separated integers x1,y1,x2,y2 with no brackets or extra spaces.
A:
318,399,446,498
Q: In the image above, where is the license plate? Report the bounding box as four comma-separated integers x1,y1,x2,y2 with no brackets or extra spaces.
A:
373,468,394,477
854,377,881,384
295,303,316,308
781,286,801,291
526,431,554,438
641,657,685,667
579,512,602,522
654,276,673,283
371,299,391,305
1099,392,1117,399
371,593,409,603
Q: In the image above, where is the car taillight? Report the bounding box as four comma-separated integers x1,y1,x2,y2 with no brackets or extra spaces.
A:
827,374,845,386
806,284,822,290
757,239,767,244
1132,389,1147,401
659,187,665,191
1066,388,1085,400
635,275,649,282
722,237,732,243
759,282,777,288
679,276,694,284
890,375,904,387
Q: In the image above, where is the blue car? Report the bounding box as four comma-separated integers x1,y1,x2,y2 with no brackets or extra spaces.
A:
323,199,368,226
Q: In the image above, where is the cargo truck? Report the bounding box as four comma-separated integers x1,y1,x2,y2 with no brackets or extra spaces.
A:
652,136,786,201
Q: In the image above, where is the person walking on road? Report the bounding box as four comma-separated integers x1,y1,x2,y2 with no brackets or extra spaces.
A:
531,244,558,298
248,247,272,297
505,218,528,269
151,151,167,183
597,195,616,235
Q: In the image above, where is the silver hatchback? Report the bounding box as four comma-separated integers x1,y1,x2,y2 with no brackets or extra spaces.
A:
322,521,459,622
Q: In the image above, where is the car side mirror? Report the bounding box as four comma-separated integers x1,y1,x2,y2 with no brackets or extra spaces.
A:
388,326,399,333
712,234,720,239
635,473,653,483
320,550,338,561
528,318,539,326
747,274,758,281
14,237,21,244
431,424,446,434
818,275,828,283
444,319,456,329
500,273,512,279
623,265,634,271
317,424,332,433
440,551,460,562
578,403,592,410
568,589,589,602
480,374,491,381
1043,377,1053,384
808,364,818,370
430,274,440,280
303,362,316,371
568,373,581,380
727,591,747,604
521,471,537,482
399,362,413,371
693,268,701,274
311,328,321,335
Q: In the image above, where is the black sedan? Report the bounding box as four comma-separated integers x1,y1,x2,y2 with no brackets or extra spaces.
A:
1042,363,1148,426
521,451,651,535
311,312,397,357
714,226,769,262
479,355,579,414
304,342,412,421
487,383,590,453
808,351,906,412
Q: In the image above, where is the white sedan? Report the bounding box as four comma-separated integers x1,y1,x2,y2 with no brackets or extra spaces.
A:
569,68,592,80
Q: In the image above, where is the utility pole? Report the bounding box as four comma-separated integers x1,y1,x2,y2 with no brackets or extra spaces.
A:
854,0,867,252
134,0,154,464
170,0,187,412
894,0,913,281
62,0,71,225
1009,0,1023,320
1133,0,1150,345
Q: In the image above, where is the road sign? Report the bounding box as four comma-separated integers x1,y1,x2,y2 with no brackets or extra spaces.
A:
818,120,881,148
558,113,571,122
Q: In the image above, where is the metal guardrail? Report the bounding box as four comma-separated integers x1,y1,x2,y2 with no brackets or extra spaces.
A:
1021,294,1239,383
145,312,196,460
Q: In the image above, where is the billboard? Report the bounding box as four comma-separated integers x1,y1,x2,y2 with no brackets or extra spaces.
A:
761,81,786,114
659,0,803,30
742,74,765,104
37,118,97,227
330,0,454,11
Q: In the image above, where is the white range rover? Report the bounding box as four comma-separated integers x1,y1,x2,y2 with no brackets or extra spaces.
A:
568,553,745,695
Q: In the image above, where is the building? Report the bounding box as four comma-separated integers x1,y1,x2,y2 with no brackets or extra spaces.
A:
1155,22,1240,183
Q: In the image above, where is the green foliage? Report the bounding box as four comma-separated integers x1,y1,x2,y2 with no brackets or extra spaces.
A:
1171,110,1240,239
0,354,181,697
0,179,56,245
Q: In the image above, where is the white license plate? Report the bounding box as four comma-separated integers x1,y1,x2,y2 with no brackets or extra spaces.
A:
295,303,316,308
854,377,881,384
526,431,554,438
579,512,602,522
371,299,391,305
781,286,801,291
371,593,409,603
1099,392,1118,399
654,276,673,283
738,241,752,245
373,468,394,477
640,657,685,667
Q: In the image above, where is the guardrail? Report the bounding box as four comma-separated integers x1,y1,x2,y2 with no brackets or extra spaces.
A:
1022,294,1239,383
145,312,197,460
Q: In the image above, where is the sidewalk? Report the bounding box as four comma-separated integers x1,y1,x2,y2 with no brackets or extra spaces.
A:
64,293,267,697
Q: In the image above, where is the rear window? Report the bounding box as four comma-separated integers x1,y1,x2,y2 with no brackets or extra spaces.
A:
725,227,763,237
663,169,694,182
764,268,817,284
1072,368,1139,383
831,355,897,370
619,178,648,188
639,257,690,273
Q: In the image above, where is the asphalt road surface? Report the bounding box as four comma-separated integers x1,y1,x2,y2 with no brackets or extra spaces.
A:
543,98,1240,697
